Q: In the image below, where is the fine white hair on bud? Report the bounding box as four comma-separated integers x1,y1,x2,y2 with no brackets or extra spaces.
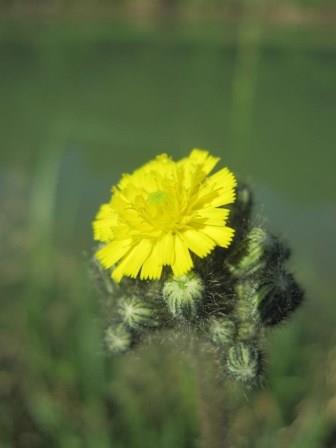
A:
227,343,258,383
235,280,260,320
234,280,265,341
104,325,131,354
162,272,204,318
118,296,155,329
258,270,304,326
228,227,272,277
208,317,236,345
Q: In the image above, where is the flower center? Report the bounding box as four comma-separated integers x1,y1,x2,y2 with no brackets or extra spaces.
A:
148,190,168,205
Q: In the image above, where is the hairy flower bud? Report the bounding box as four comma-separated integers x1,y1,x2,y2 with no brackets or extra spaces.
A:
104,325,131,354
208,317,236,345
258,270,304,326
234,280,262,341
163,272,204,319
118,296,155,329
229,227,274,277
235,280,261,319
227,343,259,383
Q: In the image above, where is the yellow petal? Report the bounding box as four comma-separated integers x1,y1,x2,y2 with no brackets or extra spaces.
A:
96,239,132,268
140,245,163,280
207,167,237,189
93,204,118,242
93,220,114,242
189,148,220,175
112,239,153,282
171,234,193,277
155,232,175,265
207,168,237,207
202,226,235,248
182,228,215,258
196,207,229,225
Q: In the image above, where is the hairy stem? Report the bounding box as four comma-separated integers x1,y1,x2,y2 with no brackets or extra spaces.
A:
195,347,228,448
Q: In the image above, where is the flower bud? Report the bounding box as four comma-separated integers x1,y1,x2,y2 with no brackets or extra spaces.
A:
208,317,236,345
104,325,131,354
235,228,269,274
258,270,304,326
235,280,261,320
118,296,155,329
163,272,204,319
227,343,259,383
234,280,263,341
229,227,281,278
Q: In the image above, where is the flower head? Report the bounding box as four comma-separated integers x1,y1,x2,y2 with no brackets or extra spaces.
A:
93,149,237,282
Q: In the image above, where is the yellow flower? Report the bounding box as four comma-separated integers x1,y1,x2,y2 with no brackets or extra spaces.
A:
93,149,237,282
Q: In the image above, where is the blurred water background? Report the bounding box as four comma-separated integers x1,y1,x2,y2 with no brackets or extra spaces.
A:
1,1,336,447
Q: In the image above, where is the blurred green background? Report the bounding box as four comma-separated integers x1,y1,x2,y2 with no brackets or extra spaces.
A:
1,0,336,447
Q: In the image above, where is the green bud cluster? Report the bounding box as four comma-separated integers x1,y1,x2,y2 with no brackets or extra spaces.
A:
92,183,304,385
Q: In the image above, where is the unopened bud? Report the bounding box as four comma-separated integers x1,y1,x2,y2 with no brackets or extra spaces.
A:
229,227,272,277
235,280,261,320
259,270,304,326
104,325,131,354
209,317,236,345
118,296,155,329
163,272,204,319
227,343,258,383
